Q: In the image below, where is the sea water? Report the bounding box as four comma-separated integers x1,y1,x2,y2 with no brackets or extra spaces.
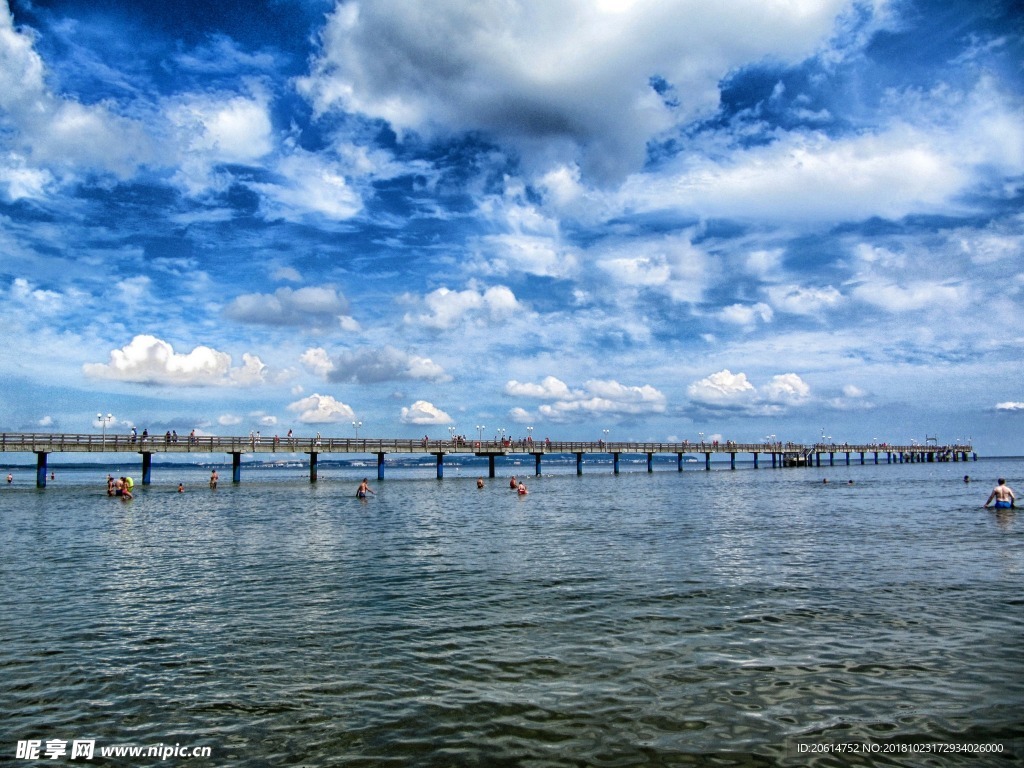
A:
1,457,1022,766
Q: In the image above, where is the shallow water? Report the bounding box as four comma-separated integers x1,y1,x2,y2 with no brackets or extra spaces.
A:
2,457,1022,766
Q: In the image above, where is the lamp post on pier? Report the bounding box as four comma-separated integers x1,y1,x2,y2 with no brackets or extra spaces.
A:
97,413,113,444
352,420,362,439
476,425,485,443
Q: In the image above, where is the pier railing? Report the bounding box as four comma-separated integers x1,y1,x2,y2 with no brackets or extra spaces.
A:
0,432,972,457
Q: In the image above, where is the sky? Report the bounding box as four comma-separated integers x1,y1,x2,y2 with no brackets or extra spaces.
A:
1,0,1022,455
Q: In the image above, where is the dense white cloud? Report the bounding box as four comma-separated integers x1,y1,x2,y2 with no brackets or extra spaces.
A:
400,400,452,425
286,393,356,423
761,373,811,404
83,335,268,387
300,0,858,182
687,370,757,408
405,284,522,330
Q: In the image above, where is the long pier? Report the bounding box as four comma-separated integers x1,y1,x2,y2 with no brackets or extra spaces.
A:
0,432,976,488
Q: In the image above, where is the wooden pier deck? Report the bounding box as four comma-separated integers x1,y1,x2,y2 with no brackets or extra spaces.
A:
1,432,976,487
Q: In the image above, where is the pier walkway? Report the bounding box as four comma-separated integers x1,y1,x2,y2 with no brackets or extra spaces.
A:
0,432,976,487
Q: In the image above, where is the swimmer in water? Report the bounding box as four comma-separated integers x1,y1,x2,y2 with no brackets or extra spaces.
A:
984,478,1016,510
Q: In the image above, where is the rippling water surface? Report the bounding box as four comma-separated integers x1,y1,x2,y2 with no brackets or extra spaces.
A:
2,458,1022,766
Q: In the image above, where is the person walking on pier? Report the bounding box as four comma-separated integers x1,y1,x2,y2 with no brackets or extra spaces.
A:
984,479,1016,510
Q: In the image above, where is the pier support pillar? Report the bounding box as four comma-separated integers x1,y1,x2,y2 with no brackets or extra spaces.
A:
310,452,318,483
815,453,821,467
647,453,654,473
434,452,444,479
534,453,542,476
377,452,385,481
489,455,497,478
705,452,711,471
576,453,583,476
753,452,759,469
232,452,241,483
141,452,152,485
845,452,850,466
860,452,865,465
613,452,620,474
829,452,835,467
771,453,777,468
35,451,47,488
973,452,977,461
677,452,684,472
730,452,736,470
874,452,879,465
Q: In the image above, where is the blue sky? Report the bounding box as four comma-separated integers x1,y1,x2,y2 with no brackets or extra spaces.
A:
1,0,1022,454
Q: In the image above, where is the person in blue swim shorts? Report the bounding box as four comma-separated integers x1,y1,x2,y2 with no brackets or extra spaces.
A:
984,478,1016,509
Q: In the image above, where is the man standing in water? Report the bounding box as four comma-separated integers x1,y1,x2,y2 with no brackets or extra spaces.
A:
984,478,1016,509
356,478,375,499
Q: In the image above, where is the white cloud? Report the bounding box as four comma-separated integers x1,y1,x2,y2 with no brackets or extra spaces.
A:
218,414,243,426
405,284,522,330
307,346,450,384
300,0,856,182
286,393,356,423
687,369,757,407
995,402,1024,412
399,399,453,425
505,376,666,422
0,3,153,184
766,284,843,315
225,285,351,327
850,279,967,313
253,150,363,222
595,232,710,304
505,376,576,400
761,373,810,404
300,348,336,378
719,302,774,328
83,334,267,387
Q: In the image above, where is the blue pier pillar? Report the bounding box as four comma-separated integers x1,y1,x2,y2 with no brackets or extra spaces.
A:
377,452,386,481
310,452,318,483
730,452,736,470
576,453,583,475
647,453,653,473
771,453,777,468
489,455,497,478
232,452,241,483
678,452,684,472
534,453,542,476
874,452,879,465
36,452,47,488
816,453,821,467
612,453,620,474
860,452,865,465
829,452,835,467
141,452,152,485
753,452,759,469
973,452,977,461
435,452,444,479
845,452,850,466
705,452,711,471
